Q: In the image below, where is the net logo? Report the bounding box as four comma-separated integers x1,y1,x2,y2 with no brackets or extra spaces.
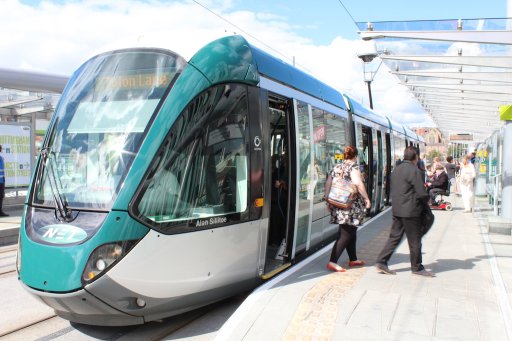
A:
37,224,88,244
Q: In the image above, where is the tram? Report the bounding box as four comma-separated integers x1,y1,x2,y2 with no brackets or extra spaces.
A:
17,36,424,326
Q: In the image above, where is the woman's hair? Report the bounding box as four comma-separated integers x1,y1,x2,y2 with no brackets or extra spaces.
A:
344,146,358,160
461,155,468,163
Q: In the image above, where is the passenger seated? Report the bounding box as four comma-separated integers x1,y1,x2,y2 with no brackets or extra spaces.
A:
426,164,449,206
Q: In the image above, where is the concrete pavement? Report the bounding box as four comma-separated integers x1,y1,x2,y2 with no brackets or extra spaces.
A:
216,195,512,341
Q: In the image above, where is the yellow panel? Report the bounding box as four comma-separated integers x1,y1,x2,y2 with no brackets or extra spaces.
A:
499,105,512,121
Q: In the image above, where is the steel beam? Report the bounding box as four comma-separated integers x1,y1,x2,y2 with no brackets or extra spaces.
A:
12,106,46,115
406,83,512,95
411,90,512,102
380,55,512,69
421,102,500,111
0,96,43,108
413,92,511,104
394,70,512,83
360,30,512,45
0,68,68,93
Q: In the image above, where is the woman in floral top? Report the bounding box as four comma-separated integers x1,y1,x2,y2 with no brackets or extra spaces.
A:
325,146,371,272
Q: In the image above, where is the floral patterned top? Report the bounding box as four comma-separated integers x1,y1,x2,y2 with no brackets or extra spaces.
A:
328,161,366,226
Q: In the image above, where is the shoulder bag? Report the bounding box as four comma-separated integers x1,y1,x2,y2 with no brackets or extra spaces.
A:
326,163,359,209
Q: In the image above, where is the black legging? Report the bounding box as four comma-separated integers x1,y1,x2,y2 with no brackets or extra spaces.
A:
329,224,358,263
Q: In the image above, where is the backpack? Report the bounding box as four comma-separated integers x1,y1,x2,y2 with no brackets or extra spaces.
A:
326,163,358,209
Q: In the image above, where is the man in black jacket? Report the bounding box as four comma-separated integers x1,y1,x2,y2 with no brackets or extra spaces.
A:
375,146,435,277
427,164,449,206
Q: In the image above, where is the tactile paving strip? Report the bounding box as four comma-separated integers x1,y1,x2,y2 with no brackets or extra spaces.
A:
281,225,392,341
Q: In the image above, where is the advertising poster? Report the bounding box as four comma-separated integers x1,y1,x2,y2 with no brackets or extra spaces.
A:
0,124,31,188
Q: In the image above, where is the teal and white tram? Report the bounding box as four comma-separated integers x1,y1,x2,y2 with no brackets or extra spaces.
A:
18,36,424,325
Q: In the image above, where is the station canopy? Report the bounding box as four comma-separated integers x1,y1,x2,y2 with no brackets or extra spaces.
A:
358,18,512,142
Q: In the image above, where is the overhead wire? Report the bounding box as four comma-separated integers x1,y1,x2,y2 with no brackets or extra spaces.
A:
191,0,293,64
191,0,324,81
336,0,361,31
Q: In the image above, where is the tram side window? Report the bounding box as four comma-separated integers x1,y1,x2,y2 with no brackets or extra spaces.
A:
133,84,249,231
393,135,402,166
323,110,347,187
311,108,346,204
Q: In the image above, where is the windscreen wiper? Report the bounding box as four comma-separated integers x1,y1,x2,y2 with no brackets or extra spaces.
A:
40,148,74,222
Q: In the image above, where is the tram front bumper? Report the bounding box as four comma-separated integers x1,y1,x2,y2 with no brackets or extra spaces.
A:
20,282,144,326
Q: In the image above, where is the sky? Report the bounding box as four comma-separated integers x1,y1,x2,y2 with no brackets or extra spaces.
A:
3,0,508,126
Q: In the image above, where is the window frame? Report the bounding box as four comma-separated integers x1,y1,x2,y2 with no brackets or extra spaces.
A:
129,83,253,235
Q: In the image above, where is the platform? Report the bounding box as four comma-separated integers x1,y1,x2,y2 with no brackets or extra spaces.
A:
215,195,512,341
1,196,512,340
0,215,21,247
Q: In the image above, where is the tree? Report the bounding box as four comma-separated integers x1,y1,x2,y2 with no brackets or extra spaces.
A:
426,149,442,162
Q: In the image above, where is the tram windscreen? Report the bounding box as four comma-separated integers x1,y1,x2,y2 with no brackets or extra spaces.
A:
33,49,186,210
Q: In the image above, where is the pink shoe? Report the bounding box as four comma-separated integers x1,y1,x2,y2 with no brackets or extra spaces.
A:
326,262,346,272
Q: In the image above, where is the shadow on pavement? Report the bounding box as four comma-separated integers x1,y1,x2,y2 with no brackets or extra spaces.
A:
427,257,482,273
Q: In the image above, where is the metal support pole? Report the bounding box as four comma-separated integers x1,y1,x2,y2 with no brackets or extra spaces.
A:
501,120,512,219
366,81,373,109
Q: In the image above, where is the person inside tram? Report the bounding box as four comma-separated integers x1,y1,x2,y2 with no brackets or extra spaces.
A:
426,164,449,206
269,152,288,246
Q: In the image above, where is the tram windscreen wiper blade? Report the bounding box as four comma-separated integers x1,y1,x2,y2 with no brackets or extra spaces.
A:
41,148,73,222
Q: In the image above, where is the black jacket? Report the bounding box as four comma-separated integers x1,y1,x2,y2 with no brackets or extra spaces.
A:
391,160,429,217
430,171,449,191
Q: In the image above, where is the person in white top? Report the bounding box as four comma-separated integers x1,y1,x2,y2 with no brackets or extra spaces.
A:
459,155,476,212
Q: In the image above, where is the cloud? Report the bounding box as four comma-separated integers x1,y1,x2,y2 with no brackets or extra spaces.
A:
1,0,430,126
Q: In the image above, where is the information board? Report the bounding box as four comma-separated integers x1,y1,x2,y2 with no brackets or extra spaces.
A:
0,124,31,187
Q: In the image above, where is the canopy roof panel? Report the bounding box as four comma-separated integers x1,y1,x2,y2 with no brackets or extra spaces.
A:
357,17,511,142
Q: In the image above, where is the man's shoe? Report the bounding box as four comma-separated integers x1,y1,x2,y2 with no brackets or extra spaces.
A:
412,269,436,277
0,212,9,217
375,263,396,275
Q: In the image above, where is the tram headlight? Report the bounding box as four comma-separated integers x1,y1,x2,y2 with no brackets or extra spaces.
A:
82,240,137,284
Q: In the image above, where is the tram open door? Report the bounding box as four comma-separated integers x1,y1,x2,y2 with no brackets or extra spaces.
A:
355,123,384,216
263,93,295,278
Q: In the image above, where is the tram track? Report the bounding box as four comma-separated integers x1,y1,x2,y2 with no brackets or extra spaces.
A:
0,246,17,254
1,296,244,340
0,315,58,339
0,268,16,276
0,247,16,276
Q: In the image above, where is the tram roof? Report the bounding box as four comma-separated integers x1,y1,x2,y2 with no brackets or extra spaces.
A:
190,35,347,111
249,45,347,111
343,94,390,127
